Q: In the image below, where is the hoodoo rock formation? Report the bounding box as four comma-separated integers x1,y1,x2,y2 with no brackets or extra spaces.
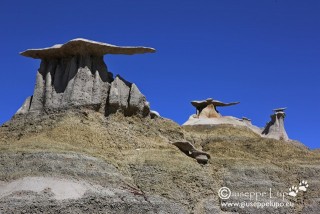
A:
183,98,244,126
183,98,291,141
16,38,155,117
262,108,289,141
1,40,319,214
191,98,240,119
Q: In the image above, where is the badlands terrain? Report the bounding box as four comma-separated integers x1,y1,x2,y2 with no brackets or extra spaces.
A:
0,38,319,213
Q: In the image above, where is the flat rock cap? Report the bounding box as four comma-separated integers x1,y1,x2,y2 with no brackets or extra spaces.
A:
191,98,240,109
20,38,156,59
273,107,287,112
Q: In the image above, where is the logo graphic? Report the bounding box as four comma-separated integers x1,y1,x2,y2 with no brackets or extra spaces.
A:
288,186,298,197
288,180,309,197
298,180,308,192
218,187,231,199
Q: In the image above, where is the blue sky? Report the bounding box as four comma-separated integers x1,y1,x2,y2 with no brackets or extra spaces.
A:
0,0,319,149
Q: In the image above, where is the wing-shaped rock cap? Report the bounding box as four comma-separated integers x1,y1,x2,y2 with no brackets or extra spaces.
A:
273,107,287,112
191,98,239,109
20,38,156,59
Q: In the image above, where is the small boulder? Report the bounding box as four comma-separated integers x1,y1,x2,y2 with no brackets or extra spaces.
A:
150,110,160,119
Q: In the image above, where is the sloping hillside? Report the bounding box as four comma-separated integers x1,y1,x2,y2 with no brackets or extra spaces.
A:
0,109,319,213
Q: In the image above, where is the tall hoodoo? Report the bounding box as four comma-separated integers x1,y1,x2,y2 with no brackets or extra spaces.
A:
262,108,289,141
16,38,155,117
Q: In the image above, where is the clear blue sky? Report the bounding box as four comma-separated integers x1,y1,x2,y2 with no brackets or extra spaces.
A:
0,0,319,149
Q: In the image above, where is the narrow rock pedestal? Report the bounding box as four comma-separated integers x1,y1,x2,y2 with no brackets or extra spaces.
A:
262,108,289,141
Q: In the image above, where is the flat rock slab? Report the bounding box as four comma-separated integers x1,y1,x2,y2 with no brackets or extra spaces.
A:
273,107,287,112
20,38,156,59
172,141,210,164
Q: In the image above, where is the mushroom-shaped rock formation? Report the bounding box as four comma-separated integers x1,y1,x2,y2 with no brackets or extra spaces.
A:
183,98,242,126
172,141,211,164
262,108,289,141
183,98,264,135
191,98,240,119
16,38,155,117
